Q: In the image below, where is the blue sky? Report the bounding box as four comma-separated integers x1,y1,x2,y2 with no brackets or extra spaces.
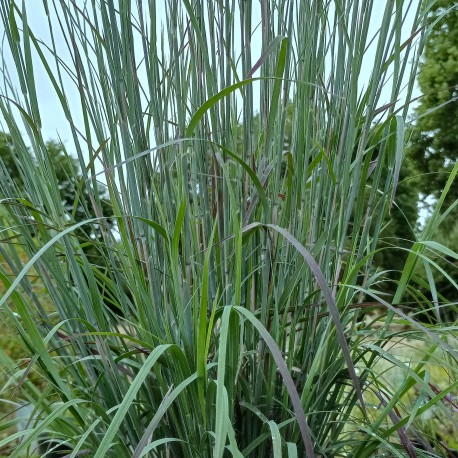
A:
0,1,430,223
0,1,422,152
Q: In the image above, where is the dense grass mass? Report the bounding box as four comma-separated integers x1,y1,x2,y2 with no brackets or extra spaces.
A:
0,1,457,457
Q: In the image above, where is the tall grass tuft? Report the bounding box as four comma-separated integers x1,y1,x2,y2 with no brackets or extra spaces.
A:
0,1,457,456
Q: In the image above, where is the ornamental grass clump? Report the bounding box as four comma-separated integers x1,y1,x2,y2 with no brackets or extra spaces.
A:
0,1,457,457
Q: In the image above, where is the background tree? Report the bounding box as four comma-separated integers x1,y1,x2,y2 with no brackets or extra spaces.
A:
0,132,113,247
408,0,458,207
373,157,419,286
0,131,117,314
406,0,458,320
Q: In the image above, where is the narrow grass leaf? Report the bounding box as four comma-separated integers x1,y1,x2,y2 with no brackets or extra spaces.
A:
213,307,232,458
132,372,198,458
234,306,315,457
93,345,173,458
261,223,365,413
267,420,282,458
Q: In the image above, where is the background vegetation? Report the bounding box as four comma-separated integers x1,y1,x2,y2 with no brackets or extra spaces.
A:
0,1,457,457
407,0,458,321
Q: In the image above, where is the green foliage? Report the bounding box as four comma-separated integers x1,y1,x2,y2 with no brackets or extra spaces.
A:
406,0,458,320
0,132,114,243
411,222,458,322
0,1,456,457
408,0,458,204
0,133,21,186
374,156,420,290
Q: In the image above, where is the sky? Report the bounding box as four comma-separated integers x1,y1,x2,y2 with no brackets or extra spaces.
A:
0,1,423,149
0,1,431,224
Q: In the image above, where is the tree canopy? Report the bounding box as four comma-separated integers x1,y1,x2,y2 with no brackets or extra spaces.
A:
408,0,458,205
406,0,458,320
0,131,113,253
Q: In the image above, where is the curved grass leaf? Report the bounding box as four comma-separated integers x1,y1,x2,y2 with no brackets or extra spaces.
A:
243,222,366,415
214,307,232,458
132,372,198,458
234,306,315,457
93,345,173,458
186,79,258,137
